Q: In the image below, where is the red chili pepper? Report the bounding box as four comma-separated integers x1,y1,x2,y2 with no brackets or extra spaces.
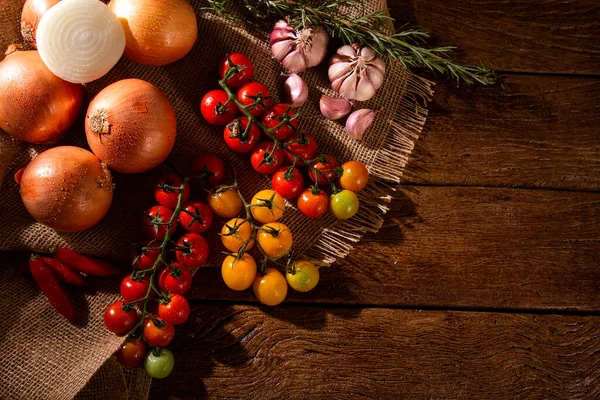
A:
42,257,85,286
29,256,76,324
52,247,120,277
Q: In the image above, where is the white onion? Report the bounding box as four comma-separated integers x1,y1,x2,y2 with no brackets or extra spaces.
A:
36,0,125,84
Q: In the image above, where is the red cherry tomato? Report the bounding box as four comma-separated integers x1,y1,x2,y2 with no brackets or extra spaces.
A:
284,132,318,166
120,275,151,304
236,82,272,117
218,53,254,88
175,233,210,269
154,172,190,209
200,89,238,126
178,200,213,233
297,188,329,218
223,117,261,153
130,239,161,270
272,167,304,199
261,103,299,141
250,141,285,175
191,154,225,186
158,265,193,295
308,155,340,186
116,339,147,367
158,294,191,325
143,317,175,348
104,301,139,336
141,206,178,241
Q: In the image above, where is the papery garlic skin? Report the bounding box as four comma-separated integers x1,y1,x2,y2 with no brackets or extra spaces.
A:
284,74,308,108
36,0,125,84
270,20,329,73
320,96,352,120
345,109,376,140
329,43,386,101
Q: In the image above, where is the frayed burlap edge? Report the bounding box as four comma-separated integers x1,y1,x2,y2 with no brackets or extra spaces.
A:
305,73,433,265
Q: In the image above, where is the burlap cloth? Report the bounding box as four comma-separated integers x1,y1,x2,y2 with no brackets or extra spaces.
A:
0,0,432,398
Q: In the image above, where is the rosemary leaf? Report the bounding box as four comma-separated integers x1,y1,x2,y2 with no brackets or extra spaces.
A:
203,0,496,85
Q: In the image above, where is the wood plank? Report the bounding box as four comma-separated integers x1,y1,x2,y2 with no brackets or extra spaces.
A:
403,74,600,191
151,305,600,399
387,0,600,75
189,186,600,312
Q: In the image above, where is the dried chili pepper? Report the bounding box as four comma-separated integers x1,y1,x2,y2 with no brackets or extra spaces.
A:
52,247,120,277
41,257,85,286
29,255,76,324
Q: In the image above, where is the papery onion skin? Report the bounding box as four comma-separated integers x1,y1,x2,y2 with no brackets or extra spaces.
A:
109,0,198,67
0,50,83,144
85,78,177,174
36,0,125,84
18,146,114,232
21,0,61,48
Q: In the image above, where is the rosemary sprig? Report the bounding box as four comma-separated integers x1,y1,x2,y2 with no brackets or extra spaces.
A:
204,0,495,85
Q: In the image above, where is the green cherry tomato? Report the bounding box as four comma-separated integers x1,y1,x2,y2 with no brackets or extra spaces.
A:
286,260,320,292
330,190,359,220
144,349,175,379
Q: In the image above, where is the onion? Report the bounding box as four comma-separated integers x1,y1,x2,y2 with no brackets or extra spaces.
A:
85,78,177,174
20,0,61,48
36,0,125,84
0,49,83,144
17,146,114,232
109,0,198,66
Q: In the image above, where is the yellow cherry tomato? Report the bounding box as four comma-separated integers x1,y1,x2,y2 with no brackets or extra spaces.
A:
221,254,257,291
250,189,285,223
339,161,369,192
257,222,292,259
252,268,287,306
207,185,242,218
221,218,255,253
286,260,320,292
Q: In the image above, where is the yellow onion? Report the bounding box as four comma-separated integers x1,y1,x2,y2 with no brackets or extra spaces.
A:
20,0,61,48
109,0,198,67
0,49,83,144
85,78,177,174
17,146,114,232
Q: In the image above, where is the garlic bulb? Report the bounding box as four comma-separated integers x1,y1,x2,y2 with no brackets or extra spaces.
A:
270,20,329,73
36,0,125,84
320,96,352,120
345,109,377,140
284,74,308,108
329,44,386,101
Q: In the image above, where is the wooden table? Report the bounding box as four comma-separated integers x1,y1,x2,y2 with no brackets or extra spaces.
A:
152,1,600,398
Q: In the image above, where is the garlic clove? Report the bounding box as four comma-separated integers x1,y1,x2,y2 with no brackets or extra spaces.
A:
367,66,385,91
355,69,376,101
345,109,377,140
270,29,293,43
360,46,377,61
282,49,308,73
371,56,387,75
328,61,353,82
306,27,329,68
338,69,360,100
274,20,290,30
337,44,356,57
320,96,352,120
284,74,308,108
272,40,295,62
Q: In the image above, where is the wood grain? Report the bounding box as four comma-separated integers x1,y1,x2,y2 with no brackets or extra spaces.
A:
403,75,600,191
188,186,600,312
151,305,600,399
387,0,600,75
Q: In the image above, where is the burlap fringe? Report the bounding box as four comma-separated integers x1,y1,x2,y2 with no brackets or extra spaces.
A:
304,73,433,265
